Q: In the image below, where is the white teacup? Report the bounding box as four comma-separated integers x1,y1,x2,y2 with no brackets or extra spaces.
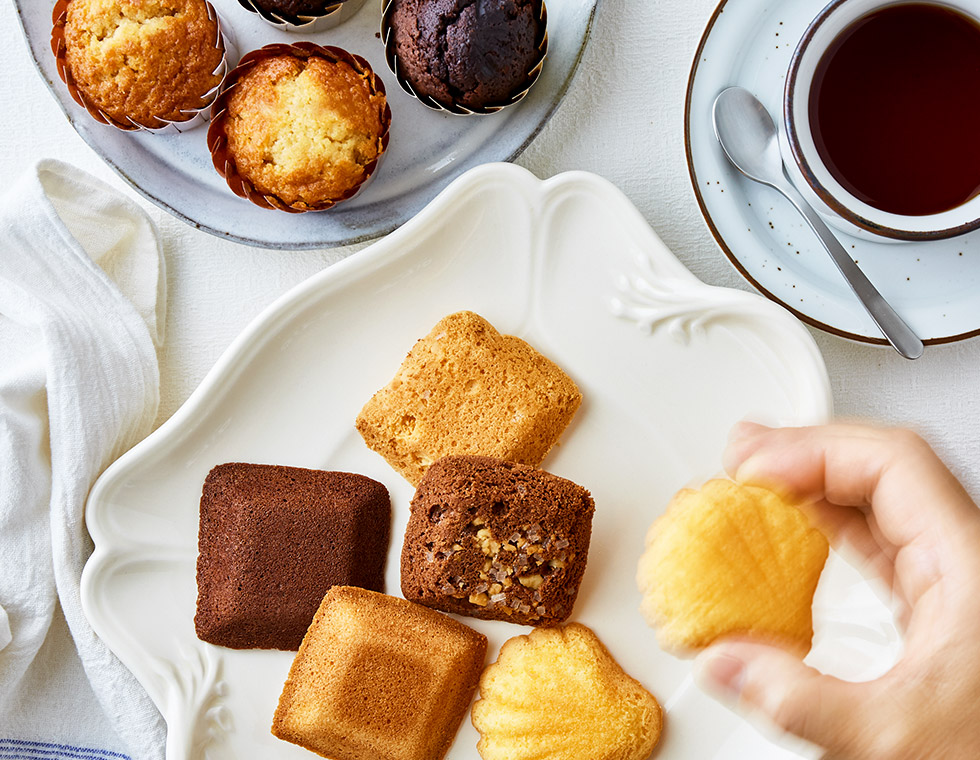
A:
782,0,980,241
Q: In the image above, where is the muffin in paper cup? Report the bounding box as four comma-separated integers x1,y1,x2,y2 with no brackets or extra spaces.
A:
207,43,391,214
234,0,367,33
381,0,548,115
51,0,233,133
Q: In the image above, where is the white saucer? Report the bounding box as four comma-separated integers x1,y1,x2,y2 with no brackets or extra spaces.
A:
686,0,980,346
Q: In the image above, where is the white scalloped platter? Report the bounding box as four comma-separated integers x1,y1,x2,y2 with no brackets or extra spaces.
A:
82,164,899,760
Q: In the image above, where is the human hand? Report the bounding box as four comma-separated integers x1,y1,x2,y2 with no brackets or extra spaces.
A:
693,422,980,760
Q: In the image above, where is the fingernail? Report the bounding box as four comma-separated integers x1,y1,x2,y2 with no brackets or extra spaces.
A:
722,422,769,476
694,650,746,700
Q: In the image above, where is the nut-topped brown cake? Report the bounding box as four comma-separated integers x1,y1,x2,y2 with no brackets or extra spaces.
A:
401,455,594,626
195,463,390,651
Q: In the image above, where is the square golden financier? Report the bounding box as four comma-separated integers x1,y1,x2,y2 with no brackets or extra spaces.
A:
637,479,829,655
273,586,487,760
356,311,582,485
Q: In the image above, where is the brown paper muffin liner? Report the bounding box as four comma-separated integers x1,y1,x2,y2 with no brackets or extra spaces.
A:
234,0,367,32
207,43,392,214
381,0,548,115
50,0,234,134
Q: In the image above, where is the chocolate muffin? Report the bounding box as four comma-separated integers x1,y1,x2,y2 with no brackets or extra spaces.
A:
208,43,390,212
249,0,342,17
52,0,227,130
195,463,390,651
401,455,595,626
384,0,547,112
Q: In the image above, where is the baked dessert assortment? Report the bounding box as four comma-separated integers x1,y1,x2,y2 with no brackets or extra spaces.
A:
382,0,548,113
188,309,833,758
273,586,487,760
207,43,390,213
401,455,594,626
356,311,581,485
49,0,550,208
471,624,663,760
51,0,229,131
194,463,390,651
637,478,830,656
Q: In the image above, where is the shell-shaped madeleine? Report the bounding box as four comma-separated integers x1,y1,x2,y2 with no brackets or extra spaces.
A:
471,624,662,760
637,479,829,655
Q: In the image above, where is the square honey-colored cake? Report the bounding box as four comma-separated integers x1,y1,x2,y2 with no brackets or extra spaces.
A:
355,311,582,485
194,463,390,651
272,586,488,760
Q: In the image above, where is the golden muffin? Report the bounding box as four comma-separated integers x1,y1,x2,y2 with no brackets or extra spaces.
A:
356,311,582,485
208,43,390,212
471,624,663,760
637,479,829,655
53,0,227,130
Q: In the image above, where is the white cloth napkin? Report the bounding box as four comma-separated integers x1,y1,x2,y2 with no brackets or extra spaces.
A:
0,160,167,760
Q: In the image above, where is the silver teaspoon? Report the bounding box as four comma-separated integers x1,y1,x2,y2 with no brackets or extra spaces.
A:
711,86,924,360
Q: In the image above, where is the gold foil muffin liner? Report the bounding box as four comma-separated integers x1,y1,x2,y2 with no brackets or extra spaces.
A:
381,0,548,115
50,0,235,134
234,0,367,32
206,43,392,214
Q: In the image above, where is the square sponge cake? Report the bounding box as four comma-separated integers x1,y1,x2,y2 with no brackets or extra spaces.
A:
272,586,488,760
401,455,595,626
195,463,390,651
355,311,582,485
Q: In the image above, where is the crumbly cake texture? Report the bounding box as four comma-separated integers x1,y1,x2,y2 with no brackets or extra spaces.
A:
388,0,543,109
637,479,829,655
472,624,663,760
401,455,594,626
252,0,341,17
62,0,224,126
222,52,386,208
356,311,581,486
194,463,390,651
272,586,488,760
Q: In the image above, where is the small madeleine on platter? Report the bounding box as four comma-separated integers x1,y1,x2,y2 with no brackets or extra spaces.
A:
637,479,829,656
471,623,662,760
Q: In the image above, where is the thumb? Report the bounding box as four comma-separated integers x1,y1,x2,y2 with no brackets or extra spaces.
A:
693,640,872,755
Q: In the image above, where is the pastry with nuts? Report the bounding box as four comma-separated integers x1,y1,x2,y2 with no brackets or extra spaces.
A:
637,479,829,655
356,311,581,486
471,624,663,760
195,463,390,651
400,455,594,626
273,586,487,760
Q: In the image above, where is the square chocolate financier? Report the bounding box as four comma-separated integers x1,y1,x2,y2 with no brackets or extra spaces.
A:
401,455,594,626
195,463,390,650
273,586,487,760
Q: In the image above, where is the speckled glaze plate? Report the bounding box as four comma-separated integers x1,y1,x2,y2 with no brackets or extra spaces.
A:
687,0,980,345
13,0,597,249
81,164,902,760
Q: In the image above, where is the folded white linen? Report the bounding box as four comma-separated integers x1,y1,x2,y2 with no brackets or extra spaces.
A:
0,160,167,759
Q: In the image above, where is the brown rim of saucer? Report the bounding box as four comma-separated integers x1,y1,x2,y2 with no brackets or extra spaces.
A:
233,0,365,32
207,43,392,214
684,0,980,347
783,0,980,242
380,0,548,115
50,0,230,133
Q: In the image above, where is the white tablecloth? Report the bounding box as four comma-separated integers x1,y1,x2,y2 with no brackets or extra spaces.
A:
3,0,979,602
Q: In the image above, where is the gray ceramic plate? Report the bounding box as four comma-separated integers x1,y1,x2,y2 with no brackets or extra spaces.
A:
14,0,597,249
